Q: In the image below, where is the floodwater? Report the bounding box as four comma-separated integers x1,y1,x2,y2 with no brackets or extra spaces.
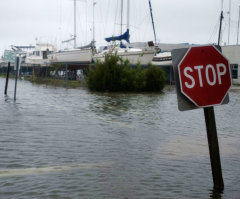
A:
0,77,239,199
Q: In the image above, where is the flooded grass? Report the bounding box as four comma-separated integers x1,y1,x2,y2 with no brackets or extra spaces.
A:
24,76,86,88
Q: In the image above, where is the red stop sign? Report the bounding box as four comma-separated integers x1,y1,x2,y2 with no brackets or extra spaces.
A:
178,45,232,107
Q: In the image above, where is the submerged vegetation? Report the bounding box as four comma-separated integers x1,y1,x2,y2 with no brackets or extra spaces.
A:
87,54,166,92
25,77,83,88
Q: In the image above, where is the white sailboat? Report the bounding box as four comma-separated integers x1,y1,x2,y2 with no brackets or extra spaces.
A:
93,43,156,65
49,0,95,64
93,0,155,65
49,45,93,64
152,51,172,66
146,0,172,66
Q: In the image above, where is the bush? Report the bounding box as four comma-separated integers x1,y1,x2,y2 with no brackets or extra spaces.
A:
145,65,166,91
87,54,166,92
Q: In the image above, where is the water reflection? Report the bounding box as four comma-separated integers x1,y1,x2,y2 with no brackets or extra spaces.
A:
209,188,223,199
89,92,165,116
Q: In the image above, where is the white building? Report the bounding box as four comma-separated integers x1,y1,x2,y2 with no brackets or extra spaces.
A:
222,45,240,84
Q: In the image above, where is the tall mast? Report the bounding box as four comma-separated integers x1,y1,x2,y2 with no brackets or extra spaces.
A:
127,0,130,30
218,11,224,46
228,0,231,45
74,0,77,48
237,6,240,44
218,0,224,46
149,0,157,44
120,0,123,35
93,1,96,45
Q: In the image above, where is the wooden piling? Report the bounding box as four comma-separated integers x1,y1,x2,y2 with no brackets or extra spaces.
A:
4,62,11,95
14,57,19,101
65,64,69,88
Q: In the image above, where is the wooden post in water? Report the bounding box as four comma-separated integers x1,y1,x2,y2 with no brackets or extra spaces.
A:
204,106,224,190
65,64,68,88
4,62,11,95
14,57,20,101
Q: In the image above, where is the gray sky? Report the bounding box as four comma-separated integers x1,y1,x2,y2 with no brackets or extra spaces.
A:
0,0,239,55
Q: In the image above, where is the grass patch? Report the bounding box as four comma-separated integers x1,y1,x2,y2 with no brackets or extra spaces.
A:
0,73,15,79
25,76,84,88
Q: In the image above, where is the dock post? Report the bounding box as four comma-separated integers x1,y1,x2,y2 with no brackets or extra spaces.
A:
204,106,224,190
4,62,11,95
65,64,69,88
14,57,20,101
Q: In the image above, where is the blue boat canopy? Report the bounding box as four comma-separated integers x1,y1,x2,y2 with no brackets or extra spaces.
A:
105,29,130,43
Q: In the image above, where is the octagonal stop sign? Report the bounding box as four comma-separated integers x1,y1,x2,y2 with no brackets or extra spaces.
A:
178,45,232,107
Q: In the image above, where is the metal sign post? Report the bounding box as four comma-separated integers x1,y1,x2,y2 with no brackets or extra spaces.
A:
204,106,224,190
172,45,231,190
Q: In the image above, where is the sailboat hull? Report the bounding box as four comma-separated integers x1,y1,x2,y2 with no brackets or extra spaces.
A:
25,56,50,66
93,49,155,65
49,49,93,64
152,51,172,66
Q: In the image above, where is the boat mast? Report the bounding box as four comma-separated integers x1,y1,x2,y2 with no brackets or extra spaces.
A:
127,0,130,31
218,0,224,46
120,0,123,35
74,0,77,48
237,6,240,44
149,0,157,44
228,0,231,45
93,1,96,45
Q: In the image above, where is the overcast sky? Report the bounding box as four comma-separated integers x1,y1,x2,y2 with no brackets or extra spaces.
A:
0,0,239,55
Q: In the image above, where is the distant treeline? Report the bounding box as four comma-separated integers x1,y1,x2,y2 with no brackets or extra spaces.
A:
87,54,166,92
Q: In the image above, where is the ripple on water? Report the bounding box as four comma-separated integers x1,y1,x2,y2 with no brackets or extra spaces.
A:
0,79,239,199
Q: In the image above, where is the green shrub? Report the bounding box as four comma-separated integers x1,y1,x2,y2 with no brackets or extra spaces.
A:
87,54,166,92
145,65,166,91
